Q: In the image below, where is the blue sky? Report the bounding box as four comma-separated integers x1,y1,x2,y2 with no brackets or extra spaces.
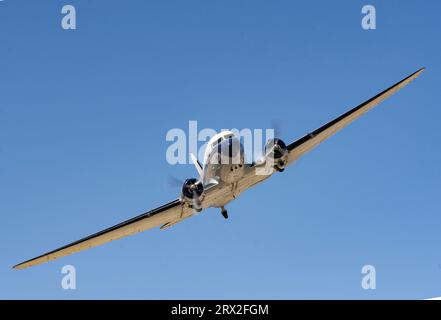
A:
1,0,440,299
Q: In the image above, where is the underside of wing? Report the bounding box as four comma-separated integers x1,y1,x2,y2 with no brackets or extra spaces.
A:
225,68,425,201
286,68,425,165
13,199,185,269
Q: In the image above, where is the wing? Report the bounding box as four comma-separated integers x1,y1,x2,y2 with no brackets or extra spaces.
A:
13,199,188,269
286,68,425,165
235,68,425,194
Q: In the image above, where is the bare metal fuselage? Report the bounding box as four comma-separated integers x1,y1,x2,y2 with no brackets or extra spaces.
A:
201,132,247,207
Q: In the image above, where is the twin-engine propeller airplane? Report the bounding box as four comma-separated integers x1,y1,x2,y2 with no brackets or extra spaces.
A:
13,68,424,269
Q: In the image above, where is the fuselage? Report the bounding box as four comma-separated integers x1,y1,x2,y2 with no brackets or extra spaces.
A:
202,131,245,186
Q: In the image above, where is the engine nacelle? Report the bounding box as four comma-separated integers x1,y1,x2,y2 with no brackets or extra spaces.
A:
181,178,205,212
264,138,288,172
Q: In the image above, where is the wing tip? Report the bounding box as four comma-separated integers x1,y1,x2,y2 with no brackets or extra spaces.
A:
13,258,39,270
415,67,426,76
12,258,33,269
400,67,425,86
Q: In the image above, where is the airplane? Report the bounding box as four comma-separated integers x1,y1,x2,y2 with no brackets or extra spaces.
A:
13,68,425,270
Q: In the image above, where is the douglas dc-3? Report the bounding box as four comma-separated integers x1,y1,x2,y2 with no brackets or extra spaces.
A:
14,68,424,269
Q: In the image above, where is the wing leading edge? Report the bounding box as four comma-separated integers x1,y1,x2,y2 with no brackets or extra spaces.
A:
286,68,425,164
13,199,183,269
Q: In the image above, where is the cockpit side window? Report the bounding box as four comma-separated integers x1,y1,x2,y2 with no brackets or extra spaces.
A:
210,133,234,148
212,137,222,147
